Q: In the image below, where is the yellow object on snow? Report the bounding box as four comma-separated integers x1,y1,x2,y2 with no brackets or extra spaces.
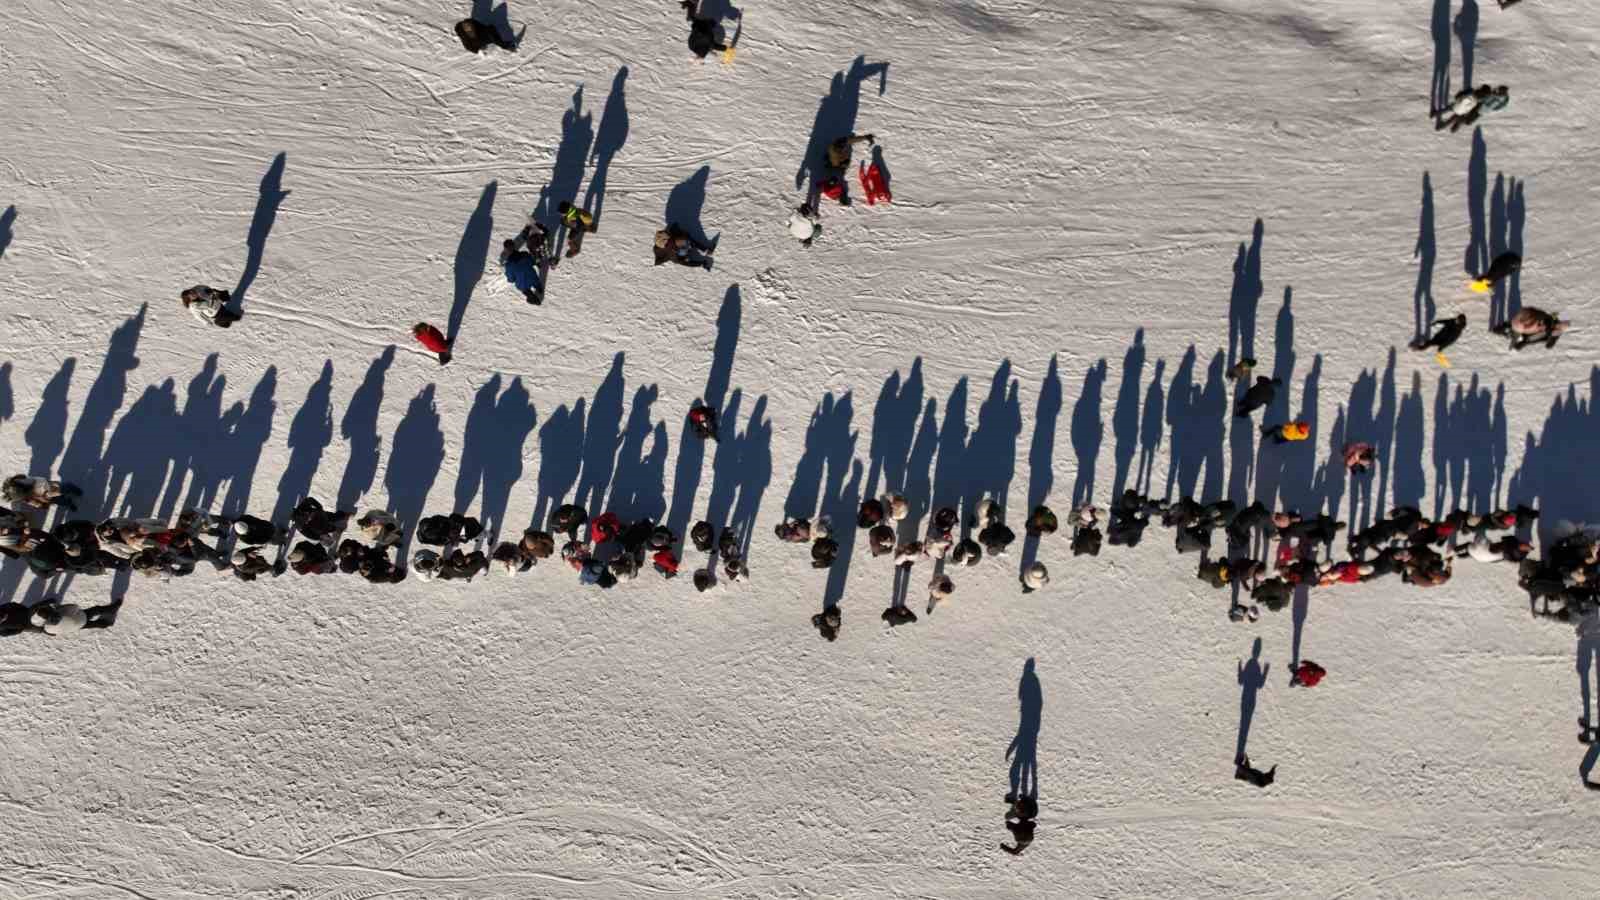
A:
1468,278,1492,294
1435,352,1452,368
1282,421,1311,441
721,46,736,64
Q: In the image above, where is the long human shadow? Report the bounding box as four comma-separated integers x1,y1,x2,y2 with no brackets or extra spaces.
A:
1455,0,1479,93
1507,178,1525,326
665,286,742,546
232,152,289,314
666,166,717,252
822,458,863,614
1137,359,1166,497
1506,368,1600,549
454,374,538,543
894,398,939,608
99,378,180,598
217,368,278,521
167,354,229,519
781,392,855,605
964,362,1020,537
863,359,924,506
449,181,497,344
1020,356,1062,575
927,378,970,536
1488,173,1526,328
337,347,395,512
1071,360,1106,510
1277,354,1322,516
271,361,334,526
1466,128,1489,279
1392,370,1427,511
58,306,146,519
1007,658,1043,802
1430,0,1452,114
785,392,855,522
1414,173,1437,342
0,205,14,259
536,86,593,247
1236,637,1269,763
794,55,890,204
384,385,446,557
1110,334,1145,501
532,398,584,529
1432,372,1501,517
1580,609,1600,747
572,353,626,517
584,67,630,229
1228,220,1264,370
0,363,10,427
1252,291,1297,510
1168,348,1226,503
607,385,667,524
718,393,773,563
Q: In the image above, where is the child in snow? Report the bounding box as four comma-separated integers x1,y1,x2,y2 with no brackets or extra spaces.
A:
653,223,714,269
1470,252,1521,293
2,475,76,512
680,0,736,60
454,16,517,53
557,201,595,257
1021,562,1049,592
181,285,240,328
811,606,841,642
1343,442,1376,473
413,322,452,365
1290,660,1326,687
1226,358,1257,381
688,403,720,441
1235,376,1281,417
1261,420,1310,445
1493,307,1569,350
500,240,544,305
788,203,822,247
1410,314,1467,360
1437,85,1509,132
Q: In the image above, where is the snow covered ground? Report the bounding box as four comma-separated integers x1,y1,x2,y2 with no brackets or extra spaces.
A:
3,0,1600,895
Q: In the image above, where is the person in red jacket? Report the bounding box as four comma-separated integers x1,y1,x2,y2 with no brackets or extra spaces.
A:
1291,660,1326,687
652,547,679,578
412,322,451,365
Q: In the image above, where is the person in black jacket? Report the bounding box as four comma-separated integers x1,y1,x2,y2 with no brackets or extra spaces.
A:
679,0,738,60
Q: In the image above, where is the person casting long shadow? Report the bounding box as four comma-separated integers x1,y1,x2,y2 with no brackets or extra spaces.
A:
1235,637,1275,787
1003,658,1043,855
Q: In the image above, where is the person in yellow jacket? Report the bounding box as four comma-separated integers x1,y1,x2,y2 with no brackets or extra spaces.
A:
1260,419,1310,445
556,201,595,258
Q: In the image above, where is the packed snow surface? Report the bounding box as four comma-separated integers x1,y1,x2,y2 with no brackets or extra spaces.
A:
3,0,1600,896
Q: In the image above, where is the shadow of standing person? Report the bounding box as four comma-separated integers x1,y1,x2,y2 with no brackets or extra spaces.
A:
1236,637,1269,765
1007,658,1042,802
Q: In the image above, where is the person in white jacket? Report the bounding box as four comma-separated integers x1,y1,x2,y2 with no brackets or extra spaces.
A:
787,203,821,247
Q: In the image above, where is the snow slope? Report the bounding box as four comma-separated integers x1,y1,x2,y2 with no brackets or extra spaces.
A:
2,0,1600,895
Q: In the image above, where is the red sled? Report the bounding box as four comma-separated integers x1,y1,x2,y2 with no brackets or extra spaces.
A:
819,175,847,203
859,161,891,205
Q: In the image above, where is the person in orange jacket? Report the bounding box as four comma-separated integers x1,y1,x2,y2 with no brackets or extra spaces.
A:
1260,420,1309,445
412,322,451,365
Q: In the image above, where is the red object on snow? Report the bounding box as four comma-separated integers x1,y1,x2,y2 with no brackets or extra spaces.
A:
652,548,679,575
590,512,621,544
819,176,846,202
859,161,891,205
1294,661,1327,687
413,323,449,355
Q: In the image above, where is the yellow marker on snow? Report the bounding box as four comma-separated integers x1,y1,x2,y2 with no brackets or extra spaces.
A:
1435,352,1452,368
721,46,736,64
1469,278,1492,294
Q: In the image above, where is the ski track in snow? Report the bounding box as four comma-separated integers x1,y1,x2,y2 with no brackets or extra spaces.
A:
3,0,1600,896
